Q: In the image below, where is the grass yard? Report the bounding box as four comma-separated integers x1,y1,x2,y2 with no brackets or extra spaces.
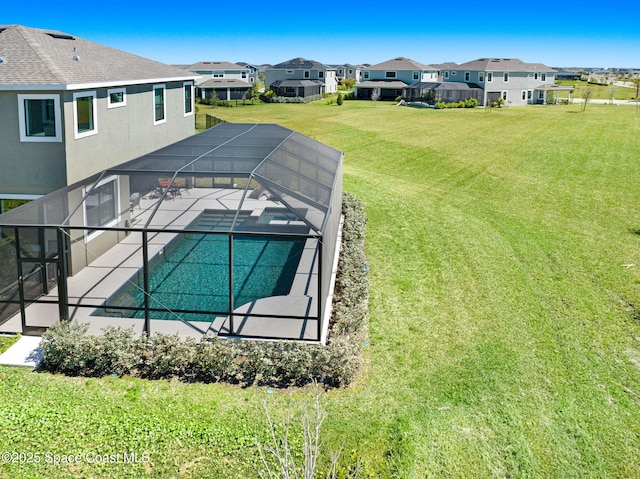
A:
2,100,640,478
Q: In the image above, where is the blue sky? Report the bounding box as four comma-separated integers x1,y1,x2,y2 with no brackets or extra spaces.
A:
4,0,639,68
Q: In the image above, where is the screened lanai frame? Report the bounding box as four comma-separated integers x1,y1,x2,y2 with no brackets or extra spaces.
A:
0,123,343,342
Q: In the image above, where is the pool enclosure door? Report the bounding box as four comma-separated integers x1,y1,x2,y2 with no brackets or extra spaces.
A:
7,227,69,333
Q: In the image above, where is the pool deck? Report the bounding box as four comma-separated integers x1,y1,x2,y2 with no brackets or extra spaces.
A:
0,187,336,344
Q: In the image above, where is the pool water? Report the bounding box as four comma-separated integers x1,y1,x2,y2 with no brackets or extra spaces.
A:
94,210,306,321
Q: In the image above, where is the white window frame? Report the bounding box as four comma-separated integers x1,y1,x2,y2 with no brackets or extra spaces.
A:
502,91,508,101
413,71,420,80
503,72,509,82
17,94,62,142
363,71,369,79
479,73,484,82
107,88,127,109
83,175,120,243
153,84,166,125
465,72,470,82
385,71,397,78
487,72,493,82
444,71,449,79
527,90,533,100
541,73,547,81
522,90,527,101
451,71,457,76
73,91,98,139
534,72,539,80
183,81,194,117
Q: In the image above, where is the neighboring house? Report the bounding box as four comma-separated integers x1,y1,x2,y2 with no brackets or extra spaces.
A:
235,62,262,84
402,82,483,104
332,64,361,83
554,69,583,81
263,58,338,98
0,25,198,211
186,61,253,100
355,57,439,100
443,58,561,106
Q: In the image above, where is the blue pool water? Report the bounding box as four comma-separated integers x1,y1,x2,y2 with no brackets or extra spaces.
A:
94,210,306,321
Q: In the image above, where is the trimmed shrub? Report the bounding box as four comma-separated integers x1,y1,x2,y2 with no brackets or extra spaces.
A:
38,192,369,389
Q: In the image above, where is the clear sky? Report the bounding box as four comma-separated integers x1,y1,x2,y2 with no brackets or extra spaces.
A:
4,0,639,68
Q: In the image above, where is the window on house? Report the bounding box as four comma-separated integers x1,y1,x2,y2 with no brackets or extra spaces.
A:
304,70,310,79
213,72,224,78
286,70,294,74
184,82,193,116
538,90,545,100
534,72,539,80
319,71,324,78
465,72,470,81
18,94,62,142
479,73,484,82
241,71,247,79
528,90,532,99
487,72,493,82
503,72,509,82
73,91,97,139
541,73,547,81
153,84,166,124
451,71,457,76
84,176,119,241
385,71,396,78
413,71,420,80
349,69,353,74
502,91,508,101
522,90,527,101
363,71,369,79
444,71,449,79
107,88,126,108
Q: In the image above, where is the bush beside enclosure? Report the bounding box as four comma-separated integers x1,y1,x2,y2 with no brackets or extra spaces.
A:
38,192,369,388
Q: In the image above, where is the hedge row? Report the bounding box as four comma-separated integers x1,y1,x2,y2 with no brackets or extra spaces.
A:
38,192,369,388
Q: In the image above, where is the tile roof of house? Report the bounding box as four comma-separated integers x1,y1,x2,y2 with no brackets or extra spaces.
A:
187,61,246,70
271,57,332,70
454,58,556,72
0,25,197,89
367,57,437,71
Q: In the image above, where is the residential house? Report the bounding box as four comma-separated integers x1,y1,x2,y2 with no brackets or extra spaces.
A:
186,61,253,100
442,58,562,106
263,58,338,98
355,57,438,100
0,25,198,210
235,62,262,84
332,64,361,83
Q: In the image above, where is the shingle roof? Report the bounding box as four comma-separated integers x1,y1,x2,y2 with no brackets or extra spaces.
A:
271,57,332,70
0,25,198,89
454,58,556,72
198,78,252,88
367,57,436,71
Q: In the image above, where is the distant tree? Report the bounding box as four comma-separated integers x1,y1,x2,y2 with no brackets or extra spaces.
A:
581,87,594,112
342,78,357,90
630,76,640,100
371,89,380,107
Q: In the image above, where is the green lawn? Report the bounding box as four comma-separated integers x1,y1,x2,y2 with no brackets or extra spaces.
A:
2,101,640,478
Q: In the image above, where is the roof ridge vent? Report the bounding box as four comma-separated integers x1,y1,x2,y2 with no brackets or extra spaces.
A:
46,32,75,40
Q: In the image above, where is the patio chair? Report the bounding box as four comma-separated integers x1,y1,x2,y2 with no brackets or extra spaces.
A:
129,192,141,213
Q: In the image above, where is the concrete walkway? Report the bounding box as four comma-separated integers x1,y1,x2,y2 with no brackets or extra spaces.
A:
0,335,43,368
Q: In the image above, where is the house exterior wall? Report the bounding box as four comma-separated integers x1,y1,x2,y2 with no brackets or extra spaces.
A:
445,68,556,106
0,81,194,196
193,68,250,82
0,91,68,196
264,68,338,95
361,69,437,84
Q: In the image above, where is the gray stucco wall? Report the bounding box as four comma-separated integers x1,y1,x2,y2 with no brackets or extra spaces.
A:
63,81,195,184
0,91,67,196
0,81,194,198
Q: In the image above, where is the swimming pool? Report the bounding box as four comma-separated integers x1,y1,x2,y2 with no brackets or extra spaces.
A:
94,210,307,321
